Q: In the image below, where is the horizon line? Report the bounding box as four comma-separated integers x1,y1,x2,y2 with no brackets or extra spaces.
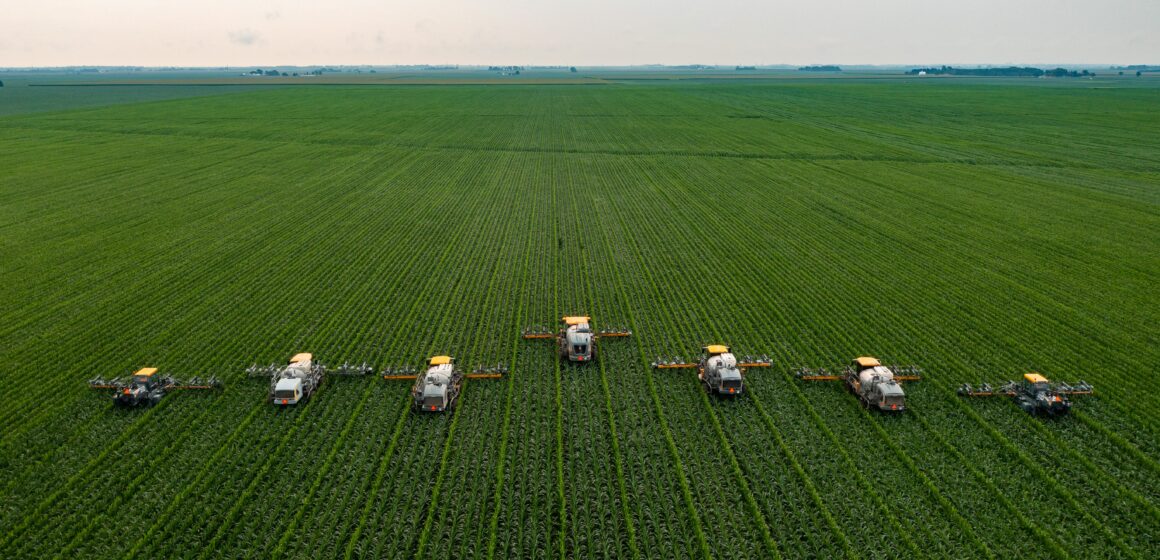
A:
3,62,1150,71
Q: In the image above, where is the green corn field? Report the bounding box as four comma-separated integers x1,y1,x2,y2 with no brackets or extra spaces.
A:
0,76,1157,559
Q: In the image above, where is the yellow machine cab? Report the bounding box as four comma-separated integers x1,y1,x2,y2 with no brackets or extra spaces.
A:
563,316,590,326
430,355,453,366
705,344,730,355
854,356,881,368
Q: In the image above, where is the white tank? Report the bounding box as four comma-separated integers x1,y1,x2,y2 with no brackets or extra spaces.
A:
428,363,454,375
284,359,313,379
859,365,895,386
706,353,737,373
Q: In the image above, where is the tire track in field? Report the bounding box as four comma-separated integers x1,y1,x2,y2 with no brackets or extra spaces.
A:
582,191,642,560
265,149,478,557
599,197,783,559
552,152,637,560
325,151,511,560
605,167,843,560
413,152,529,559
596,179,770,559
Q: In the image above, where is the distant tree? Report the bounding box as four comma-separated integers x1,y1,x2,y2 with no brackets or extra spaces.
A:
907,66,1043,77
570,66,577,73
0,80,4,87
1045,67,1081,78
264,69,280,76
250,69,263,75
281,72,288,76
514,70,520,75
1137,71,1143,77
292,72,299,77
1119,71,1124,76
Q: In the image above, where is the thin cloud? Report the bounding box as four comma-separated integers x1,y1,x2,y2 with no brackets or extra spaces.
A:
228,29,261,46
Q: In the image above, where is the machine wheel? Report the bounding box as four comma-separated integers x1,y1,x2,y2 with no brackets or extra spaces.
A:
1016,397,1033,414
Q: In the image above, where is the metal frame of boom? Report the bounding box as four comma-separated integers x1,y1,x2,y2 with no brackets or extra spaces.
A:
651,352,773,374
958,380,1093,397
381,362,510,381
88,371,223,406
245,359,373,402
795,364,923,383
381,357,507,412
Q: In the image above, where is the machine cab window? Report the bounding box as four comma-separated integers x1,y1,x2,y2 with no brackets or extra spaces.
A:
1024,373,1051,393
132,367,158,385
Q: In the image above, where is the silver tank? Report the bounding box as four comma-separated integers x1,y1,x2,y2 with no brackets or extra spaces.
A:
704,352,744,394
565,322,594,361
706,352,737,373
858,365,895,386
418,364,455,406
853,365,905,410
283,358,314,379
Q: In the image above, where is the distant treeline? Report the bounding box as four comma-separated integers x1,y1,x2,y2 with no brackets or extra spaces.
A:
907,66,1097,78
799,65,841,72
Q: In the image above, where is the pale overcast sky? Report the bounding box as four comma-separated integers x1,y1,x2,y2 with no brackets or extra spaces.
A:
1,0,1157,67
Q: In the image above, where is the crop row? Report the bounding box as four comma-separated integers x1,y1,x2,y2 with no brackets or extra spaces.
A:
2,82,1157,559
